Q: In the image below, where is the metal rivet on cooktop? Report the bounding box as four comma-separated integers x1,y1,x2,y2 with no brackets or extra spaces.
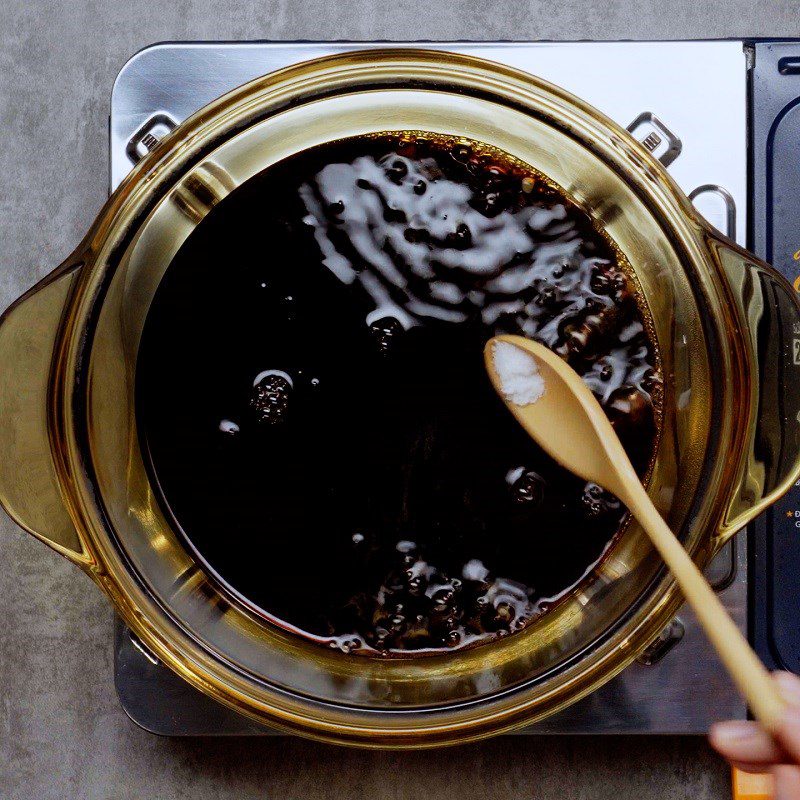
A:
626,111,683,168
125,113,178,165
636,618,686,666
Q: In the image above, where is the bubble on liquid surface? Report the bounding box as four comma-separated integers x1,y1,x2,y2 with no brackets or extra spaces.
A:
368,315,405,354
581,482,621,518
251,372,293,425
511,470,546,506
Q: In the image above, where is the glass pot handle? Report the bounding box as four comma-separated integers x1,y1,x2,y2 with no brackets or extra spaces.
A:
0,255,90,566
713,237,800,542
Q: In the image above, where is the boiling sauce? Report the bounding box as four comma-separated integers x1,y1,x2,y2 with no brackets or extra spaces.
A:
137,133,662,655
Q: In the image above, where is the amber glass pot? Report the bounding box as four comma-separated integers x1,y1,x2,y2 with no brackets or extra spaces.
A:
2,50,800,747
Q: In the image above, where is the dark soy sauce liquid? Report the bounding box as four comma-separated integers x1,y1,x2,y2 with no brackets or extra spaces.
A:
137,133,662,656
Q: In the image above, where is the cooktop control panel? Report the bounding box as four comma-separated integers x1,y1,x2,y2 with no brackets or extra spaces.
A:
750,40,800,675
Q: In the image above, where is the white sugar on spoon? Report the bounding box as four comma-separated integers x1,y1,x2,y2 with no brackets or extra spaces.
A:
491,340,545,406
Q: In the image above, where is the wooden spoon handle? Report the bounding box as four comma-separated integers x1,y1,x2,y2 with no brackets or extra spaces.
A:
622,481,785,732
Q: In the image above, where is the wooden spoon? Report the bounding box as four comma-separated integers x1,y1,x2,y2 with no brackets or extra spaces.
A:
484,333,785,732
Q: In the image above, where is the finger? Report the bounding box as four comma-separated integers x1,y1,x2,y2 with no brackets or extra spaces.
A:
731,761,779,774
774,672,800,709
709,720,783,764
775,672,800,764
772,765,800,800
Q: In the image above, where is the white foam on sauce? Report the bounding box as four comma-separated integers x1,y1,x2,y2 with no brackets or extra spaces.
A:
618,320,644,343
492,341,545,407
252,369,294,388
298,153,587,332
504,466,525,485
362,277,416,330
428,280,464,304
462,558,490,582
581,346,637,404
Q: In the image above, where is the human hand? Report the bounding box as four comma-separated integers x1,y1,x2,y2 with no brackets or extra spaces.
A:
710,672,800,798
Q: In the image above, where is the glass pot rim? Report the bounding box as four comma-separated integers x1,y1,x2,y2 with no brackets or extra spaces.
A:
2,48,799,747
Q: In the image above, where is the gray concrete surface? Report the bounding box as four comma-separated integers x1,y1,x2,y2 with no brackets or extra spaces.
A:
2,2,799,798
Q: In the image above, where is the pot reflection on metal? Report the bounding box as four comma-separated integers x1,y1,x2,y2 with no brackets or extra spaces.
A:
171,162,237,224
